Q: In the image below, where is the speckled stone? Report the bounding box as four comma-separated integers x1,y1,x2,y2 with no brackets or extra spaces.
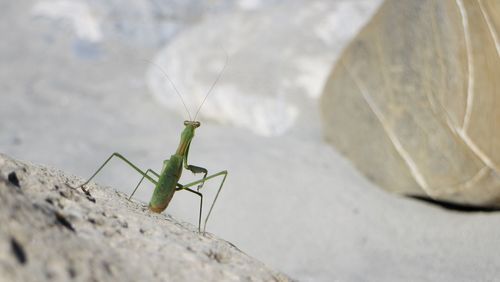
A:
0,153,293,282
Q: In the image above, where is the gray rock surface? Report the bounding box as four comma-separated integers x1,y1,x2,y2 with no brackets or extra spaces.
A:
320,0,500,206
0,153,291,282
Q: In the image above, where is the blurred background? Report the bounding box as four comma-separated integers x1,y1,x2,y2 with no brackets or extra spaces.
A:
2,0,500,281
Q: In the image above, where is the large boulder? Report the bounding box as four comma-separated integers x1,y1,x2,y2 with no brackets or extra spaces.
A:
320,0,500,206
0,153,291,282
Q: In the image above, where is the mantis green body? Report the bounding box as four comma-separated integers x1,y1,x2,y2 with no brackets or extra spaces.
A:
75,56,228,234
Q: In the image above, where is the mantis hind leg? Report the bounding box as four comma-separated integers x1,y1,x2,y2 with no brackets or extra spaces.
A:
73,152,157,195
129,168,160,200
178,170,228,234
176,185,203,233
130,159,176,200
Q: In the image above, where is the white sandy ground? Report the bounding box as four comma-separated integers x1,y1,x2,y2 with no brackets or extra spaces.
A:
2,0,500,281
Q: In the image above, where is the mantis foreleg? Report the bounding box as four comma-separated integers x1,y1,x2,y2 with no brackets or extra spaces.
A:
183,143,208,191
186,164,208,190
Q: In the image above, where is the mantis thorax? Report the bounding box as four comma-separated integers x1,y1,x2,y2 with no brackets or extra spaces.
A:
175,121,200,156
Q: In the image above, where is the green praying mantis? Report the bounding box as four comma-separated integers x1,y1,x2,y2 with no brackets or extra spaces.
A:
74,56,229,234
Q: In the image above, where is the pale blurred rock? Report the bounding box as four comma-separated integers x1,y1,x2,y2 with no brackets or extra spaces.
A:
148,0,381,136
320,0,500,206
0,153,292,282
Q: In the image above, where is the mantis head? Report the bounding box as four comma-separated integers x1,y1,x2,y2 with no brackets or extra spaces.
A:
184,120,201,128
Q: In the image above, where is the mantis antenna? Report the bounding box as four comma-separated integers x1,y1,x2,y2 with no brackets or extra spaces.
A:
146,59,193,121
193,50,229,121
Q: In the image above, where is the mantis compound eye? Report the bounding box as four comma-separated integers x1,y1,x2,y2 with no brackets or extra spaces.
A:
184,121,200,128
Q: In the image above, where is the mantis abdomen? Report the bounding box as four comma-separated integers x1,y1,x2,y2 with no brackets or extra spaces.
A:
149,154,183,213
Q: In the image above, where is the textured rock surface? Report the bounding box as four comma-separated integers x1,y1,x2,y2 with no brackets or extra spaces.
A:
0,153,291,282
321,0,500,206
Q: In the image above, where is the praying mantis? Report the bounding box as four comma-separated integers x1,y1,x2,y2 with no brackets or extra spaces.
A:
74,56,229,234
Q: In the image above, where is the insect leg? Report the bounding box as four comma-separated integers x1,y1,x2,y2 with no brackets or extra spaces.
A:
179,170,228,233
183,143,208,191
186,164,208,191
129,168,160,200
176,184,203,233
74,152,156,192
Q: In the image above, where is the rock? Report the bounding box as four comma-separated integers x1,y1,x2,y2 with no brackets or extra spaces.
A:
320,0,500,206
0,153,292,282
